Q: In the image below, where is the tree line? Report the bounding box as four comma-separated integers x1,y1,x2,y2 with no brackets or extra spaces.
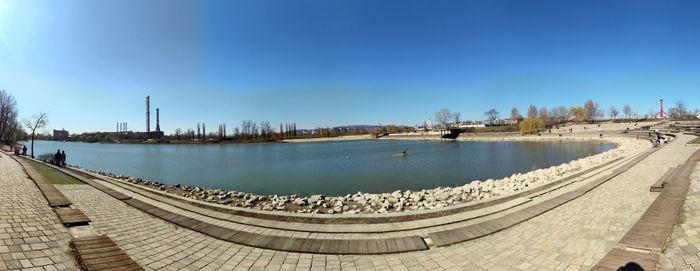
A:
0,90,50,157
435,99,700,135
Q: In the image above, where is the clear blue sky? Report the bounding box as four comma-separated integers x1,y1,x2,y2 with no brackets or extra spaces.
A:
0,0,698,134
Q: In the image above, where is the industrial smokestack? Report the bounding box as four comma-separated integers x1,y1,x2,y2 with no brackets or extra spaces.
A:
146,96,151,132
156,108,161,132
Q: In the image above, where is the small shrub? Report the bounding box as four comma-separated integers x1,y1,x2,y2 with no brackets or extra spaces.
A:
38,152,59,165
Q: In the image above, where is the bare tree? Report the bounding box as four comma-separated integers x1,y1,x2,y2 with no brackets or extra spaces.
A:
608,105,619,120
556,106,567,120
241,120,253,140
583,99,596,122
549,106,567,124
175,128,182,141
623,104,632,119
594,102,603,120
527,105,538,118
510,107,521,122
435,108,452,129
484,109,499,125
22,112,48,158
675,100,688,119
453,112,462,125
538,107,548,124
0,90,19,143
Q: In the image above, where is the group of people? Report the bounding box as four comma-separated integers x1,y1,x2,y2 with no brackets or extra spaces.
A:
54,149,67,166
649,129,665,147
12,145,28,156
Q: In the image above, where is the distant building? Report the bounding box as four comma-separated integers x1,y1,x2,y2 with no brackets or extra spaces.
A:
53,129,69,141
457,121,486,128
503,118,519,125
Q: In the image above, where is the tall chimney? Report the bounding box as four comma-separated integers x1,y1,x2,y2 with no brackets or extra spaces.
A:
156,108,161,132
146,96,150,132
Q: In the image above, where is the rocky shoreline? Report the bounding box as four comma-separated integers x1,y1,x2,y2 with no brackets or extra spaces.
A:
74,136,651,215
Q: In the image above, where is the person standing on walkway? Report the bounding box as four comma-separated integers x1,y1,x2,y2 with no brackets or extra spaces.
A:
54,149,62,165
22,145,27,155
61,150,66,165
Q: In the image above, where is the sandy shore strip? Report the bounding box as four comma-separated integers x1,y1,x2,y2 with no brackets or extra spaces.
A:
282,134,375,143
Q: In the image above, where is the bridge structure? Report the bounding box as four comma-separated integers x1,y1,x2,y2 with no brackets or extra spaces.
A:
440,128,467,139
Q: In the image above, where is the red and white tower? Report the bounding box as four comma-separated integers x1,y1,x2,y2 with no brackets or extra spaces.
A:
657,99,668,118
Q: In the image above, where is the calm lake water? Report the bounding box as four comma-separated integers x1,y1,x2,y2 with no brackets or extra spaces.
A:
29,140,614,196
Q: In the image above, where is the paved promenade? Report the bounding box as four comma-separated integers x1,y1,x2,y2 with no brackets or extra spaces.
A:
659,159,700,270
0,155,78,270
2,134,698,270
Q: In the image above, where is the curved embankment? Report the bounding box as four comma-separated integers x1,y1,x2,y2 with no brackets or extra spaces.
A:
23,134,674,255
74,135,649,217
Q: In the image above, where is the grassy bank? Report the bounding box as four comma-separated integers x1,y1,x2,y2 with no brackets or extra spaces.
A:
23,159,84,185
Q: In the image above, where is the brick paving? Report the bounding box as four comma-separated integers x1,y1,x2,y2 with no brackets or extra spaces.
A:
659,160,700,270
0,154,78,270
3,134,699,270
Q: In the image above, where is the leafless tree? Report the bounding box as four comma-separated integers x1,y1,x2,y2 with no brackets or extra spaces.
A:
175,128,182,141
608,105,619,119
241,120,253,139
0,90,19,143
527,105,538,118
623,104,632,119
510,107,521,122
435,108,452,129
583,99,596,122
556,106,567,120
22,112,48,158
453,112,462,125
549,106,567,124
259,121,272,140
538,107,548,124
675,100,688,119
594,102,603,120
484,109,499,125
